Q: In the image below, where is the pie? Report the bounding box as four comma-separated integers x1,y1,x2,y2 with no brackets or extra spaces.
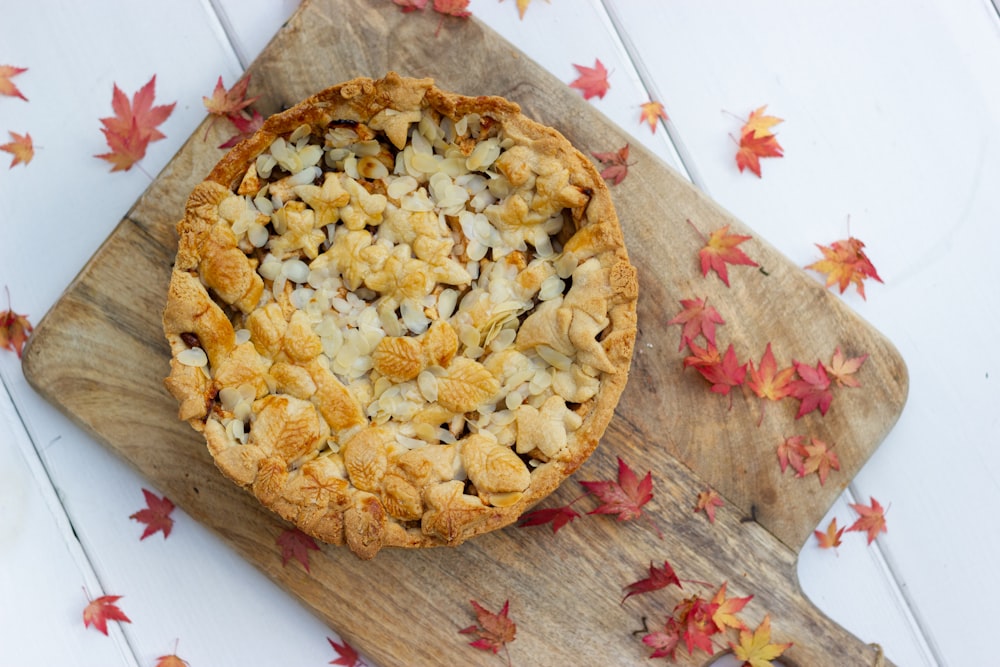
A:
162,73,638,559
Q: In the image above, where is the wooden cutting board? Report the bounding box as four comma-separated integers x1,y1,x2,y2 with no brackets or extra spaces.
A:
22,1,907,664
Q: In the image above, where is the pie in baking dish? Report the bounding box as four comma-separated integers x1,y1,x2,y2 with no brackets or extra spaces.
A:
162,73,637,558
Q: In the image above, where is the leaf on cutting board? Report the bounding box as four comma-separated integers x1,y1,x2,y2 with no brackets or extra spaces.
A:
668,297,725,352
82,593,132,635
622,560,683,604
579,457,660,533
129,487,176,540
219,109,264,149
516,503,581,534
730,614,792,667
203,75,260,119
591,143,632,185
694,487,724,523
826,346,869,388
0,65,28,101
277,527,321,571
1,131,34,168
788,360,834,418
569,59,610,100
688,220,759,287
459,599,516,665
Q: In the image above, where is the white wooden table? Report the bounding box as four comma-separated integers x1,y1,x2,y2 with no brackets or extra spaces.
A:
2,1,996,664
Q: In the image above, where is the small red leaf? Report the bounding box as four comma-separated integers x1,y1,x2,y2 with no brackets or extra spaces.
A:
622,560,682,603
694,488,724,524
517,504,580,534
789,360,834,418
129,488,175,540
591,143,632,185
459,599,516,661
847,497,889,544
1,287,33,358
580,457,653,523
203,75,259,118
668,297,725,352
82,594,131,635
276,527,320,571
569,59,610,100
328,636,365,666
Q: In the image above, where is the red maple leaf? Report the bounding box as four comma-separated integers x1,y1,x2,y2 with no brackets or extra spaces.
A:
95,75,175,172
776,435,808,476
814,517,846,551
580,457,655,525
517,503,581,534
622,560,682,604
689,220,759,287
683,339,721,371
203,75,259,118
674,595,720,656
710,582,752,632
668,297,725,351
1,287,33,358
219,109,265,149
827,346,868,388
591,143,632,185
82,593,131,635
788,360,834,418
328,636,365,666
393,0,428,11
643,617,683,661
847,497,889,544
433,0,471,17
640,100,668,133
806,236,883,299
689,342,747,399
747,342,795,425
154,653,189,667
0,65,28,101
694,487,724,523
129,488,175,540
460,599,516,665
276,527,320,571
1,131,34,168
800,438,840,485
569,59,610,100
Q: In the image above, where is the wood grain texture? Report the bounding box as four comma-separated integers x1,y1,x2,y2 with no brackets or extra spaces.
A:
22,1,906,664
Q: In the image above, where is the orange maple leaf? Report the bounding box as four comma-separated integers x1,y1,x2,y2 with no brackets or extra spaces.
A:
776,435,808,476
154,653,189,667
82,593,131,635
742,105,783,138
569,59,610,100
694,487,724,523
735,130,784,177
0,65,28,101
814,517,845,550
827,346,868,388
730,614,792,667
689,221,759,287
799,438,840,485
640,100,668,133
129,488,175,540
1,131,33,168
460,599,516,664
847,497,888,544
95,75,175,172
203,75,259,118
806,236,883,299
0,287,33,358
710,582,752,632
747,342,795,425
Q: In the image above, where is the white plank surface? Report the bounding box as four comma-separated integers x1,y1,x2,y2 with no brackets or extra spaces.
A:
2,0,997,664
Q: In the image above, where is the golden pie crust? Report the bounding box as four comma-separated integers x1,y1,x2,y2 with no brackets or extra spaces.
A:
163,73,638,559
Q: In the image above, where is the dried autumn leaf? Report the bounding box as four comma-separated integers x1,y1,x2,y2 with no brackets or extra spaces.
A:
591,143,632,185
569,59,610,100
622,560,682,604
82,593,131,635
776,435,808,476
517,503,581,534
788,360,834,418
814,517,845,550
95,75,176,172
747,343,795,425
694,487,724,523
827,346,868,388
799,438,840,485
847,497,888,544
668,297,725,352
735,130,784,178
689,221,759,287
204,75,259,118
504,0,539,19
689,342,748,400
643,617,682,660
460,599,516,664
730,614,792,667
711,582,753,632
433,0,471,17
328,636,365,666
277,527,320,571
0,65,28,101
742,105,783,139
806,236,883,299
1,131,34,168
154,653,189,667
129,488,175,540
393,0,428,11
640,100,668,133
674,595,720,656
580,456,658,529
0,288,33,358
219,109,264,149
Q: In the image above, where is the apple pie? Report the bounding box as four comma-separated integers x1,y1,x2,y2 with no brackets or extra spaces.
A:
163,73,637,559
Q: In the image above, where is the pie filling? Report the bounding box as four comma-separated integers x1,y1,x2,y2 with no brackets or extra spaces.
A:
163,76,636,558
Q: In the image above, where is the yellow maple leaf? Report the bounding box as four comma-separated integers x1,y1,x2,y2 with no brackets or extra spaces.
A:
730,615,792,667
742,105,783,138
1,131,34,168
639,100,668,133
